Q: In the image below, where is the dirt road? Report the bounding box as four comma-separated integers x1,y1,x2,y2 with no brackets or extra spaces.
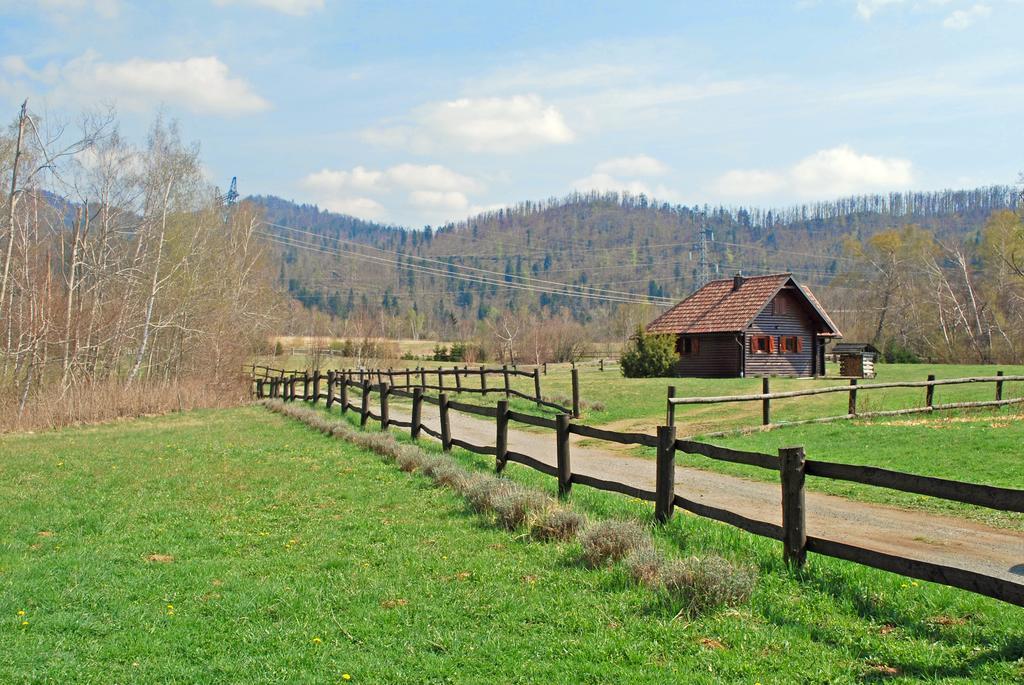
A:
388,402,1024,583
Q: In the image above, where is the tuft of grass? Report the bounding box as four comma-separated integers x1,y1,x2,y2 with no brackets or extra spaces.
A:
579,519,652,567
530,506,586,542
660,554,758,617
430,462,470,490
490,489,550,530
396,449,426,473
625,547,665,588
464,475,517,514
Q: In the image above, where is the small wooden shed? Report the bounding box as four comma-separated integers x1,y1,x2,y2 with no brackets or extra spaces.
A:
833,342,879,378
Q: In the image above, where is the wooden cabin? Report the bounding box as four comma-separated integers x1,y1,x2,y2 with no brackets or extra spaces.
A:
646,273,841,378
833,342,879,378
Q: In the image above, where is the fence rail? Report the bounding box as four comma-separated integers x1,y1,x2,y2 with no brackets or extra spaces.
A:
254,371,1024,607
667,372,1024,430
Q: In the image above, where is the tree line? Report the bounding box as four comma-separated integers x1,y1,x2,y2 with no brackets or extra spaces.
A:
0,103,281,428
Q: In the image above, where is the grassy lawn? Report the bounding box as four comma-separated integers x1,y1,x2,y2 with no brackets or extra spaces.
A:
2,406,1024,682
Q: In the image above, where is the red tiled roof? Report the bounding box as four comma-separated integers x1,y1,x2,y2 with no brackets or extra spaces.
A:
645,273,841,336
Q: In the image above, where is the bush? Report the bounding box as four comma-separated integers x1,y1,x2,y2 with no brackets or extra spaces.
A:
531,507,586,542
579,519,652,567
883,340,921,363
396,449,426,473
625,547,665,587
464,475,516,514
660,555,757,616
274,340,285,357
431,463,469,490
491,489,550,530
620,326,679,378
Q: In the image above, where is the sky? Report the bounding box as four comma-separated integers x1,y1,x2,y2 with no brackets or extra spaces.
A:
0,0,1021,227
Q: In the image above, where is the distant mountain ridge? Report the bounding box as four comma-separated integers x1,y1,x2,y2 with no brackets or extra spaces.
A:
250,186,1020,338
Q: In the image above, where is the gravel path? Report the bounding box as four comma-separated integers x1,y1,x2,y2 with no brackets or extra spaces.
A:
390,402,1024,583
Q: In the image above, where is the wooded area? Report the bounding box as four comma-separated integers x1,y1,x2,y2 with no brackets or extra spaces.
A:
0,103,281,430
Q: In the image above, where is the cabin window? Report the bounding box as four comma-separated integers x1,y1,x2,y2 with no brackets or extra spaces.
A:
750,335,773,354
781,335,802,354
676,336,700,356
774,296,788,315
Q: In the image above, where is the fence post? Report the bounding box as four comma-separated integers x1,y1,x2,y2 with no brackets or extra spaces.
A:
599,358,604,372
360,381,370,428
779,446,807,569
848,378,857,415
439,392,452,452
926,373,936,409
380,382,390,431
543,361,547,375
495,399,509,473
312,370,321,404
666,385,676,427
480,366,488,395
438,368,444,393
556,413,572,498
502,365,511,398
655,425,677,523
406,368,411,390
326,371,335,409
571,368,581,418
533,368,542,407
762,377,771,426
454,367,462,393
420,368,426,391
996,370,1004,401
340,377,349,412
411,388,423,440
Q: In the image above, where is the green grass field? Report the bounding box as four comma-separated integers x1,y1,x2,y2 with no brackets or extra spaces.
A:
2,406,1024,682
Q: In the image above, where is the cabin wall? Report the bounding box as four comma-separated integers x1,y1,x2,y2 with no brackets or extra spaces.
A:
673,333,741,377
744,290,817,377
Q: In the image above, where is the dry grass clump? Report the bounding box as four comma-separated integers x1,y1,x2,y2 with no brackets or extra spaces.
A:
396,449,427,473
625,547,665,587
530,507,586,542
464,475,517,514
660,555,757,616
430,463,470,490
579,519,652,567
491,489,550,530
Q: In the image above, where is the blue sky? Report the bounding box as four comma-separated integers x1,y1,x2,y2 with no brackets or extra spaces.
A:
1,0,1021,227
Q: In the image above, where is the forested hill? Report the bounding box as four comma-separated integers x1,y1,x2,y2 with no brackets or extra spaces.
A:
252,186,1020,341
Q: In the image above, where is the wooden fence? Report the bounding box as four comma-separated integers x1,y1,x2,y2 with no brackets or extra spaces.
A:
252,364,580,416
667,372,1024,431
254,370,1024,608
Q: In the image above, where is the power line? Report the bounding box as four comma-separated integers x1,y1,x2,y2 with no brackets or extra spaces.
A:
258,229,673,306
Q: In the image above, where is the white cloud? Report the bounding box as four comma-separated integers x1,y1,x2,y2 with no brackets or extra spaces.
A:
2,52,270,115
855,0,905,20
212,0,325,15
594,154,669,177
409,190,470,213
571,157,680,202
942,3,991,29
713,145,913,199
33,0,120,19
300,163,483,223
364,94,574,154
713,169,787,196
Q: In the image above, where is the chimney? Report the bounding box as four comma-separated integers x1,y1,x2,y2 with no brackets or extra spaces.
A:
733,273,745,291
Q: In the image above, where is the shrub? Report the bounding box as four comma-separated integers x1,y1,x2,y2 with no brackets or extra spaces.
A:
660,555,757,616
491,489,550,530
464,475,516,514
274,340,285,357
620,326,679,378
395,449,426,473
431,463,469,490
579,519,652,567
625,547,665,587
530,507,586,542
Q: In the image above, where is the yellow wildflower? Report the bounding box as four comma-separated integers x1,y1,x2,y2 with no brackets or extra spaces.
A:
342,675,352,681
21,620,29,627
17,610,25,616
312,636,322,645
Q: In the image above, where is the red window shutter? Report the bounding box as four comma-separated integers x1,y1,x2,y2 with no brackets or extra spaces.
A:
692,337,700,354
796,337,803,353
768,336,776,354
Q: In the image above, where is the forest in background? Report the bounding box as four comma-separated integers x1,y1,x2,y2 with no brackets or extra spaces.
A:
257,184,1024,365
0,103,282,430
